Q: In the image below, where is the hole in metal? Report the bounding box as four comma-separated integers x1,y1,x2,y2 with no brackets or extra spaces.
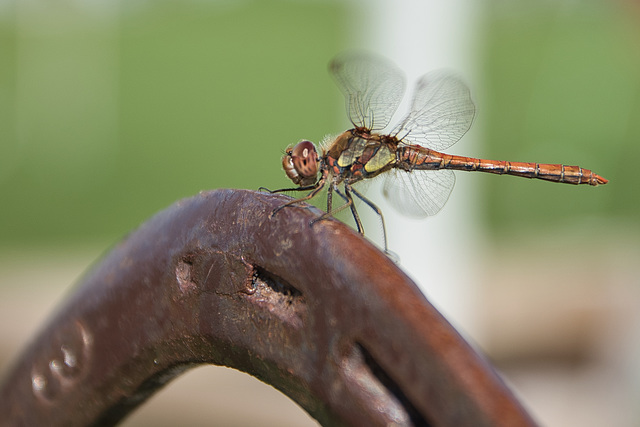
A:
176,258,197,294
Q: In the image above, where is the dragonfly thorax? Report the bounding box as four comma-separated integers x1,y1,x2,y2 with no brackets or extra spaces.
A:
282,140,320,186
325,130,398,183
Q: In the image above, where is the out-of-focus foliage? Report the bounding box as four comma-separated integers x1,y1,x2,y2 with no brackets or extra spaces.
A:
482,2,639,235
0,0,346,243
1,0,635,245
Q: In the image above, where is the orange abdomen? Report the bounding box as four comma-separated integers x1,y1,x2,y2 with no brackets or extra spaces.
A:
398,146,608,186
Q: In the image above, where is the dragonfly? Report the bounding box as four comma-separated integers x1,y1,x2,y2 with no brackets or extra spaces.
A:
266,53,608,253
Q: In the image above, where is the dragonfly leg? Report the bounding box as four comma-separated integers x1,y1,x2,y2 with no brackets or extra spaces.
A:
259,183,318,194
269,171,328,218
326,180,334,216
349,186,389,254
340,186,364,234
309,184,361,230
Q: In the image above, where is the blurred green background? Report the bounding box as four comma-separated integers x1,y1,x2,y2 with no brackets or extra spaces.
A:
0,0,347,244
482,1,638,237
1,0,639,426
1,0,636,245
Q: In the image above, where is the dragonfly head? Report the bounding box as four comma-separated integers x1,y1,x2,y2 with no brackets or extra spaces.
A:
282,140,320,186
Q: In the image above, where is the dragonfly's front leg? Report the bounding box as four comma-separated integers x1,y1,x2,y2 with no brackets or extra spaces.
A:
269,169,328,218
259,183,318,194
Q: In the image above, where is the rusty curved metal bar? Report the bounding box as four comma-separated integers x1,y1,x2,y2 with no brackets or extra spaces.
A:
0,189,535,426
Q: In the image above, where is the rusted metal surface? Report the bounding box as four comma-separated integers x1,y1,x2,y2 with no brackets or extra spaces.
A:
0,189,536,426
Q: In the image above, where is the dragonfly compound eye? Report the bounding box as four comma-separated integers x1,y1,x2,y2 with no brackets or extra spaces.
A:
282,140,319,186
291,140,319,178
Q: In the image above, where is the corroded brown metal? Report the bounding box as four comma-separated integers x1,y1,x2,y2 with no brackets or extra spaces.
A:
0,189,536,426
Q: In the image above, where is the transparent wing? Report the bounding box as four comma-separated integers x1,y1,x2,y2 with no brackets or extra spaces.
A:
392,71,475,151
330,53,406,131
382,169,456,218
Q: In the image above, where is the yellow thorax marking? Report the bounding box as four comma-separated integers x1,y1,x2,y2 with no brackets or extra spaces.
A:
365,145,394,173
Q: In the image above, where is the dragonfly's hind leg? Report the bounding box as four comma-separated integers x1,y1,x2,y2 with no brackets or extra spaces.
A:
338,186,365,235
349,186,389,254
